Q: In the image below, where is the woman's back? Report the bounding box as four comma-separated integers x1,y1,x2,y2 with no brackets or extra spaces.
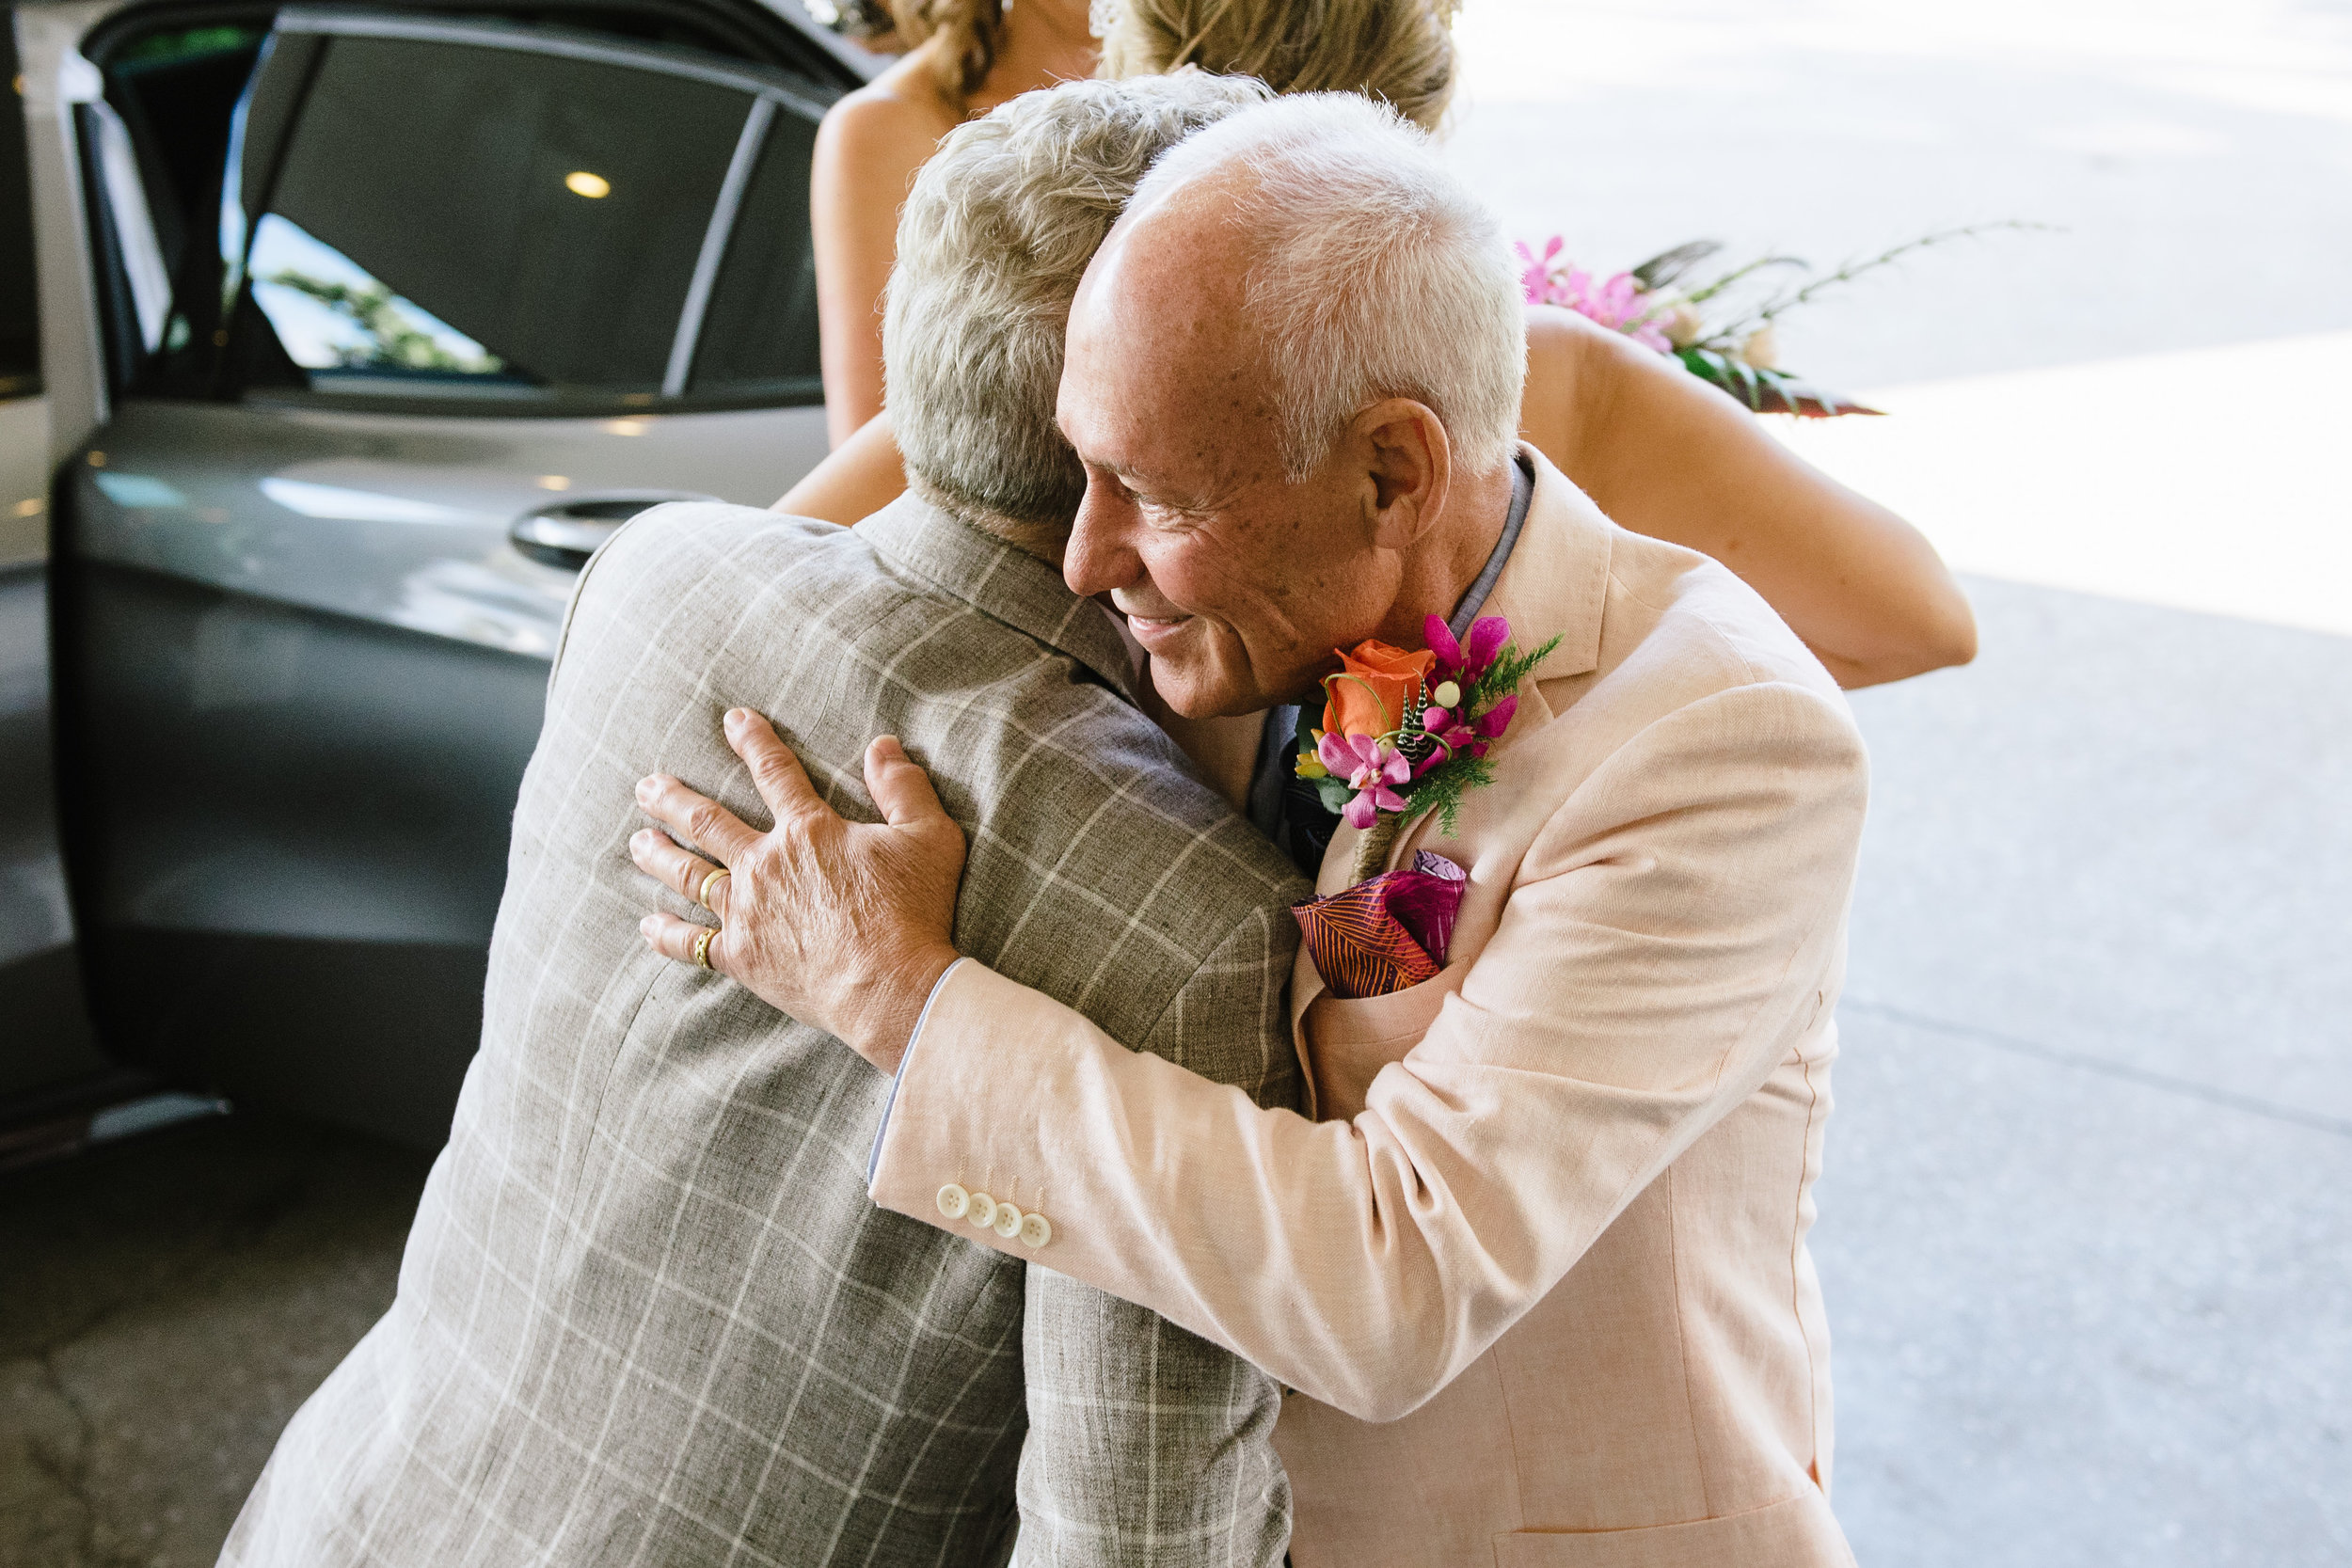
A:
814,0,1103,442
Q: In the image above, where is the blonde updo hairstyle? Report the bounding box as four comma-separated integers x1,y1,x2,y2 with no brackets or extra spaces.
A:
1099,0,1460,131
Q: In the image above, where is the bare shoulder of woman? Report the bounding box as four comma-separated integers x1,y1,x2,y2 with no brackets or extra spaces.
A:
1518,306,1974,687
813,59,959,443
816,59,959,190
1516,305,1605,472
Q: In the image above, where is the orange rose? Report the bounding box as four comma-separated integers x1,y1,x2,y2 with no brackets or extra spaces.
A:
1321,639,1436,739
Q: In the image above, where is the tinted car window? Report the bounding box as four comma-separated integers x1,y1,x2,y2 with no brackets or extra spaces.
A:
688,109,821,400
250,35,754,399
1,14,41,398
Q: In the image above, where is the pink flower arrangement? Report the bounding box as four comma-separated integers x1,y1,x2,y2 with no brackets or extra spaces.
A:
1510,224,2040,419
1299,612,1546,832
1515,238,1670,352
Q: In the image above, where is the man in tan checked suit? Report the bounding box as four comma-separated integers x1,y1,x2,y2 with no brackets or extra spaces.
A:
219,75,1301,1568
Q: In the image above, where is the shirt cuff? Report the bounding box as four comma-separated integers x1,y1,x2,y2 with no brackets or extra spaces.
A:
866,956,967,1185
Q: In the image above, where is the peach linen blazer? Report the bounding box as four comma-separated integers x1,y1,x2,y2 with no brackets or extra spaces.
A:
870,449,1871,1567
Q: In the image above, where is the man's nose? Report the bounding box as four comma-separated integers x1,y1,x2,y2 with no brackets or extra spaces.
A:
1063,482,1141,600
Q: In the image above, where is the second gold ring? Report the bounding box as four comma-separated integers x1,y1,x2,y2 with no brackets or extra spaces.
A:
691,926,717,970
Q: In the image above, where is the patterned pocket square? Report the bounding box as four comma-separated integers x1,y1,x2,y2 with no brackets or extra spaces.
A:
1292,851,1467,1000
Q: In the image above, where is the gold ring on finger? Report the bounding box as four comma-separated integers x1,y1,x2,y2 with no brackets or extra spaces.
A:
691,926,717,971
695,866,731,910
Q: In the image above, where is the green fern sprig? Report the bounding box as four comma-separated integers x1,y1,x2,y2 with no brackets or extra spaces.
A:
1470,634,1563,712
1399,753,1493,838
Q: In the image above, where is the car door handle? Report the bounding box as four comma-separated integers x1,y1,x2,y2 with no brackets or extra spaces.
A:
508,494,719,569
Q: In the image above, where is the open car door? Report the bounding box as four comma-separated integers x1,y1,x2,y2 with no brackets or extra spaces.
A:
47,0,862,1145
4,6,115,1119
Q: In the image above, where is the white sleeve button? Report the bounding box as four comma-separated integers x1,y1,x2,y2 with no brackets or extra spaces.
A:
966,1192,998,1230
992,1203,1024,1240
936,1183,970,1222
1019,1212,1053,1249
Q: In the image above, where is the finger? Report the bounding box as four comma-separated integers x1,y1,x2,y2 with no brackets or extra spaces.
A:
864,736,957,836
638,911,723,974
724,708,830,827
628,828,728,915
635,773,762,864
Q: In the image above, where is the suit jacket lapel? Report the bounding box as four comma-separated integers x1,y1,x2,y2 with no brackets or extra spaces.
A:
1307,445,1614,900
861,494,1139,705
1470,444,1613,749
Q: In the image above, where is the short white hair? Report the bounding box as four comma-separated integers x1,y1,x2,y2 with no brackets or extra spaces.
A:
1131,92,1525,480
884,72,1273,538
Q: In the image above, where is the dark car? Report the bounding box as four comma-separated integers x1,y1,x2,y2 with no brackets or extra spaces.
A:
2,0,873,1150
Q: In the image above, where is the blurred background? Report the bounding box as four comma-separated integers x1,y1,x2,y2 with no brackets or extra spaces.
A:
5,1,2348,1563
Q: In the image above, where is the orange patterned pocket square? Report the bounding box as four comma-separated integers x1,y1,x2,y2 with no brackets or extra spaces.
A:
1291,851,1467,1001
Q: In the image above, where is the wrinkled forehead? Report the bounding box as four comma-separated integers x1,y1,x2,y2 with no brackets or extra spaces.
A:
1060,189,1274,483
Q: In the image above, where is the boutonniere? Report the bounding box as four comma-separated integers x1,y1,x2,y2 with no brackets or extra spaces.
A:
1295,613,1561,883
1286,613,1558,1000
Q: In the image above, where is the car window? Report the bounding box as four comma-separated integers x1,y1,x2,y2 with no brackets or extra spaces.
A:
245,33,752,402
2,12,41,399
687,108,822,401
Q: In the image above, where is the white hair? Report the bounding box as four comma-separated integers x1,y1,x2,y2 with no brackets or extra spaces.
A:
883,71,1274,539
1129,91,1525,480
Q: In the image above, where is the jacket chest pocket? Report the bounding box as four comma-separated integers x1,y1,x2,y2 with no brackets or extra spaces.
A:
1301,964,1466,1122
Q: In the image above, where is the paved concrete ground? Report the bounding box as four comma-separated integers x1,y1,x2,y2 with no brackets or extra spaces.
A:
5,1,2348,1564
1824,580,2351,1564
1,1119,430,1567
1443,0,2352,387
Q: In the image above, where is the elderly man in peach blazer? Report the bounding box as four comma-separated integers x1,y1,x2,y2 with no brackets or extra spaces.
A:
632,95,1872,1566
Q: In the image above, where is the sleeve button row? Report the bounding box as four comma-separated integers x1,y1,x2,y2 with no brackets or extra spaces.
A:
936,1182,1051,1248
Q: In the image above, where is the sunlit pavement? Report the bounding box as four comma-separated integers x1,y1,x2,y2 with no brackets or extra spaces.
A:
1446,4,2352,1561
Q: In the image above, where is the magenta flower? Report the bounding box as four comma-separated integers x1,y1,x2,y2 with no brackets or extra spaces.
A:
1319,730,1410,829
1423,613,1511,687
1515,235,1565,304
1515,238,1671,353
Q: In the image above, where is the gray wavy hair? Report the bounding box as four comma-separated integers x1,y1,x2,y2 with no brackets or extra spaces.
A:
883,71,1274,545
1131,90,1525,481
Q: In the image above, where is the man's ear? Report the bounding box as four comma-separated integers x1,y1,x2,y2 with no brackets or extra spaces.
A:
1353,399,1454,552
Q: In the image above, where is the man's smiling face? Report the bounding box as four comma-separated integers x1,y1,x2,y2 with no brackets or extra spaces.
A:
1056,185,1403,720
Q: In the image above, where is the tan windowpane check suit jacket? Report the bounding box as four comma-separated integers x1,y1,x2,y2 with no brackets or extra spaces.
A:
221,496,1307,1568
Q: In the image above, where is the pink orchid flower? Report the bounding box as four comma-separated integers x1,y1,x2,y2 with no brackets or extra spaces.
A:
1475,694,1518,741
1515,236,1565,305
1423,613,1511,687
1318,729,1410,830
1515,238,1672,353
1409,692,1517,775
1412,705,1473,773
